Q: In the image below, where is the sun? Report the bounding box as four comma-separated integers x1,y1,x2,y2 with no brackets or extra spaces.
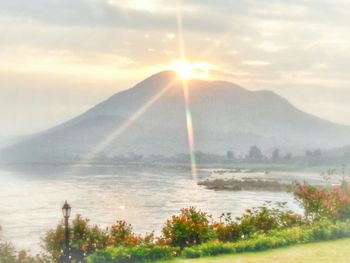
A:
169,60,211,80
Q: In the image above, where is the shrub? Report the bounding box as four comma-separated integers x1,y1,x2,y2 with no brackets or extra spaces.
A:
236,204,302,237
212,213,242,242
108,220,146,247
0,240,48,263
87,244,178,263
1,226,49,263
43,215,108,261
182,219,350,259
295,183,350,220
162,207,214,248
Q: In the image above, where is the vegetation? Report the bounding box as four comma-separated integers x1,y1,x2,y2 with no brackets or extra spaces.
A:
159,238,350,263
0,237,48,263
294,182,350,220
198,178,293,192
180,219,350,259
87,244,178,263
162,207,214,248
84,145,350,169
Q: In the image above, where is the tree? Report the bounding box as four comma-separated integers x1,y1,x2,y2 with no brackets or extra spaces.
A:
271,148,280,162
43,215,108,262
247,146,265,162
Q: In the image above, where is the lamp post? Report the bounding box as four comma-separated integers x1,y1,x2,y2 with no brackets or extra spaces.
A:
62,201,71,263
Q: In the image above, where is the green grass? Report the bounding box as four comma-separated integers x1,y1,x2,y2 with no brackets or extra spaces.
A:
159,238,350,263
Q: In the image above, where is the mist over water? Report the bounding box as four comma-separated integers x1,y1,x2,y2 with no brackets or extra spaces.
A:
0,165,299,253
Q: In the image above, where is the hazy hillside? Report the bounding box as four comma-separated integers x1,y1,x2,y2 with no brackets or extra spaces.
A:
2,70,350,163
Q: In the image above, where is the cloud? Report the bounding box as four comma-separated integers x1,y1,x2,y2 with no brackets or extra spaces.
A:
1,0,350,136
0,0,226,32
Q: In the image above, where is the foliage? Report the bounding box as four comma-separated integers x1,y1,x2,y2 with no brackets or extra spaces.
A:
182,219,350,259
0,230,48,263
237,203,302,237
43,215,108,261
295,183,350,220
43,216,154,262
87,244,178,263
212,213,242,242
246,146,265,162
162,207,214,248
108,220,154,247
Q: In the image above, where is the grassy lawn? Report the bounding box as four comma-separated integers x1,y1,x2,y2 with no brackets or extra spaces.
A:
160,238,350,263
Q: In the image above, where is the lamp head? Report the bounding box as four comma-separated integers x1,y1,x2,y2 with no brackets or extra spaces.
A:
62,200,71,218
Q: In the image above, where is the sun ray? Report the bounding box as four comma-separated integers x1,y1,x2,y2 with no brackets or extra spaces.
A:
70,0,204,182
176,0,199,182
68,78,176,174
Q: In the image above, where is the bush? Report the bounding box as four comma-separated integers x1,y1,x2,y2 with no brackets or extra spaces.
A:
108,220,152,247
235,204,302,238
162,207,214,248
43,216,156,262
295,183,350,220
1,226,49,263
182,219,350,259
43,215,109,261
0,241,48,263
212,213,242,242
87,244,178,263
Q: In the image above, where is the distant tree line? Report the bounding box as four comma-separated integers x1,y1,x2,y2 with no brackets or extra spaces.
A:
88,145,350,167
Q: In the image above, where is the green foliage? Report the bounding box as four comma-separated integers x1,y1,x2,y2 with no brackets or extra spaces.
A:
182,219,350,259
0,242,18,263
161,207,215,248
87,244,178,263
211,204,302,243
237,204,302,237
212,213,242,242
0,240,48,263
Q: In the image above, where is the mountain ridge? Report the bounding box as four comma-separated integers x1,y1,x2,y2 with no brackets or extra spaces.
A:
1,70,350,163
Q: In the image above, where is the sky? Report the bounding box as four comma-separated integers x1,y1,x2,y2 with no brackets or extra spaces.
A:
1,0,350,139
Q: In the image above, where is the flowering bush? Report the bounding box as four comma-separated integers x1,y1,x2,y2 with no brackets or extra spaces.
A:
108,220,154,246
43,215,108,261
212,213,242,242
162,207,215,248
43,216,155,261
295,183,350,220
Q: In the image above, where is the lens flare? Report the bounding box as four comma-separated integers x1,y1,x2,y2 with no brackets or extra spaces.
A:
176,1,199,182
182,79,199,182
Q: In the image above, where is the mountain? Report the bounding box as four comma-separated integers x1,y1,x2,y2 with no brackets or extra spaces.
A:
2,70,350,163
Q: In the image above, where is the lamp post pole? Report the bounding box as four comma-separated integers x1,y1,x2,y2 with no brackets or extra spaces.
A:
62,201,71,263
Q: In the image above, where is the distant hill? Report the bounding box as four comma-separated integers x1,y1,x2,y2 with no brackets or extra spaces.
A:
2,70,350,163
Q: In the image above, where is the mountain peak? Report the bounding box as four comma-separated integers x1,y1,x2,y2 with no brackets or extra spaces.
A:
2,71,350,163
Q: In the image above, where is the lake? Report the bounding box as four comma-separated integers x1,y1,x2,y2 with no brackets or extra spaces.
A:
0,164,304,253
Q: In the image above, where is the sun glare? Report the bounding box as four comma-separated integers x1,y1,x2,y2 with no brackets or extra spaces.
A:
169,60,211,80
